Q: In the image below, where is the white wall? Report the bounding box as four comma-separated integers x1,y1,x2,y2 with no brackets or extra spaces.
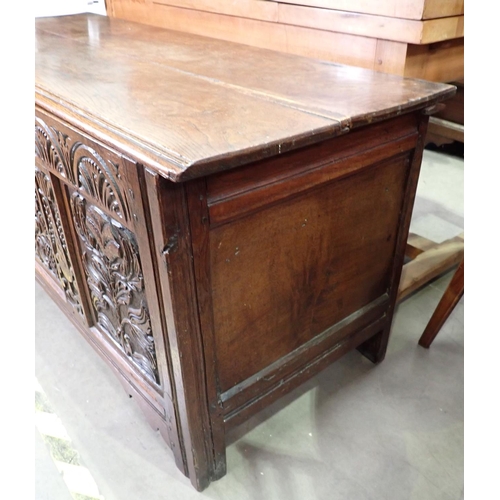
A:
35,0,106,18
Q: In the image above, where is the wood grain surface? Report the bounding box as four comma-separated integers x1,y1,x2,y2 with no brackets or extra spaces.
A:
36,14,454,181
210,154,409,390
148,0,464,44
264,0,464,20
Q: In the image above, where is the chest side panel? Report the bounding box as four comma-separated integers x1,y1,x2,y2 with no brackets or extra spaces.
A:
203,114,418,407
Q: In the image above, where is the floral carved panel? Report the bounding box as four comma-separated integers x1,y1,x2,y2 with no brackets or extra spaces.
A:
35,167,83,316
70,193,159,384
35,116,132,224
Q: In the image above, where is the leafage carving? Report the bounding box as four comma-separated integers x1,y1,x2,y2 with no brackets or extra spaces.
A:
71,193,159,384
35,124,73,180
35,117,131,222
35,167,83,315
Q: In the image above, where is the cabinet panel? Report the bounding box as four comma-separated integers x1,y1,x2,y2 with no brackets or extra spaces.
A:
69,189,160,384
35,165,84,318
210,153,410,392
35,108,172,395
35,113,134,228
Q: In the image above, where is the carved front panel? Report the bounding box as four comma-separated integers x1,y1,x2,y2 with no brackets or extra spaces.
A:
70,192,160,384
35,167,83,316
35,116,132,225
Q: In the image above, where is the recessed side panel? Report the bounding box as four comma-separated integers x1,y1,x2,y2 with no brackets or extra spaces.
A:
209,153,411,393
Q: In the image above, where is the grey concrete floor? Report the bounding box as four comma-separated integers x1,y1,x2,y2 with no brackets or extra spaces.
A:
35,149,464,500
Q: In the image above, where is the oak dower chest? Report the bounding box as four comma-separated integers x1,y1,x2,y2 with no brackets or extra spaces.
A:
35,14,454,490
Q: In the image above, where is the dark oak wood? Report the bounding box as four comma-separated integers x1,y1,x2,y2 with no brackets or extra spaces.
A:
210,153,410,390
419,259,464,348
357,113,430,363
35,14,455,491
144,172,219,488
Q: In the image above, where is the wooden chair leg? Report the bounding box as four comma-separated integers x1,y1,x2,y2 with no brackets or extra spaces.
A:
418,259,464,348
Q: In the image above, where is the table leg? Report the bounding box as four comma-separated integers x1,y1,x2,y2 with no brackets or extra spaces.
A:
418,259,464,348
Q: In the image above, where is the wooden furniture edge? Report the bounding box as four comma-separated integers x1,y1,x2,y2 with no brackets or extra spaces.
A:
148,0,464,45
36,75,455,182
399,234,464,302
427,117,464,144
418,259,464,348
110,0,463,22
265,0,463,20
358,112,430,362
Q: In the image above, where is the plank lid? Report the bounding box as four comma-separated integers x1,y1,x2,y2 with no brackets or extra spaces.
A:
36,14,455,181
